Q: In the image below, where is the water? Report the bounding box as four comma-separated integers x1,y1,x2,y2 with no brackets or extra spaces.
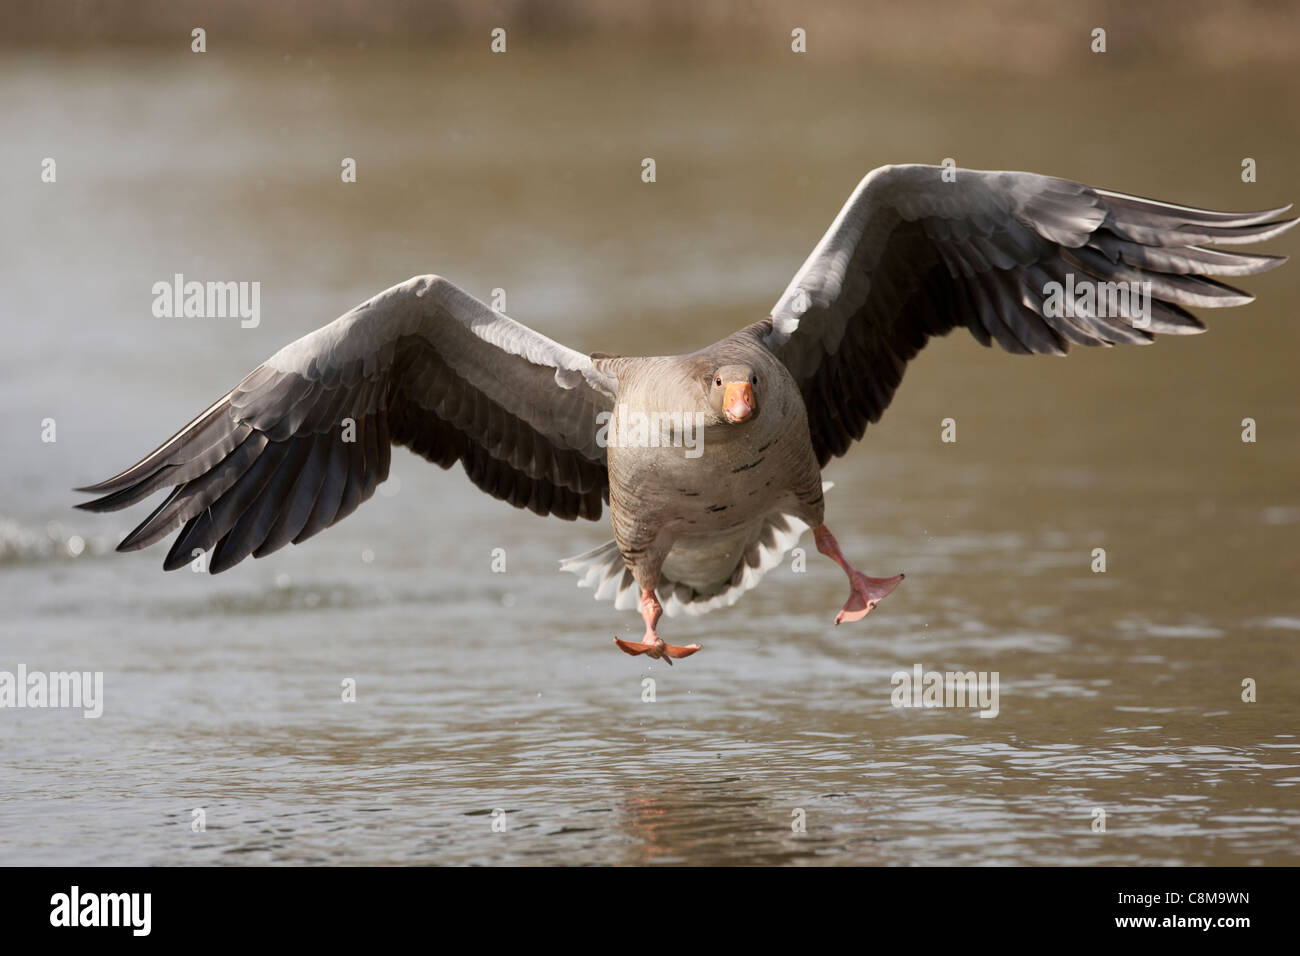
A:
2,45,1298,865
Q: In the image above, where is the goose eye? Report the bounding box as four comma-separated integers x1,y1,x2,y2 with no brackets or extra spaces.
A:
751,374,758,385
714,377,722,386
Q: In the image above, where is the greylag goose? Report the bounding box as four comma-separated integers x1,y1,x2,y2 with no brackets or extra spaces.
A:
76,165,1296,662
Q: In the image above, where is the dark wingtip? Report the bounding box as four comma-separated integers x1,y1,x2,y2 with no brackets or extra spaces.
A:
73,480,113,494
161,549,193,572
73,490,127,512
1220,215,1300,245
74,470,142,495
1271,215,1300,236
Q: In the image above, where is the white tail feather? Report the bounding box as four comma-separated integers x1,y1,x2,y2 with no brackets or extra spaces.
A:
559,482,831,618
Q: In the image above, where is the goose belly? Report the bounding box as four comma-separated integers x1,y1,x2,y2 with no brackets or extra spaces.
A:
660,521,762,590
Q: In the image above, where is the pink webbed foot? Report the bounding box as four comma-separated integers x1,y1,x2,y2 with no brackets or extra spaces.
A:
813,524,905,626
612,634,702,664
835,571,905,625
612,586,702,664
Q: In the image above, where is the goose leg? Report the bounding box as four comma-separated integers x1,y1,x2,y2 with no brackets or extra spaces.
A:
813,524,904,625
613,588,702,663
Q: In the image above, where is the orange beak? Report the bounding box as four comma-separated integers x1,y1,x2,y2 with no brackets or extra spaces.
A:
723,382,756,422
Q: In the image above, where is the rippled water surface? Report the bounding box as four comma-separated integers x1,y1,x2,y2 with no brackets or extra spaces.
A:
2,46,1298,865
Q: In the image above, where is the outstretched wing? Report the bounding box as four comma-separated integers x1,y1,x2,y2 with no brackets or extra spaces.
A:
76,275,616,572
760,164,1297,466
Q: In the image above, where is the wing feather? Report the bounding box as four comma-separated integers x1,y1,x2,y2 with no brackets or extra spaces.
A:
77,275,616,572
760,165,1295,465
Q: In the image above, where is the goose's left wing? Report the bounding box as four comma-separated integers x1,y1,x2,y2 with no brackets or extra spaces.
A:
756,164,1296,466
